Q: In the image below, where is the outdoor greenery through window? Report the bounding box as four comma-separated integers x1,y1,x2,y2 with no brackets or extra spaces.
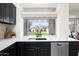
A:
69,18,78,38
24,19,49,36
69,19,76,33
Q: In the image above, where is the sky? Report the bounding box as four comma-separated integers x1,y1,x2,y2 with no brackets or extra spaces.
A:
29,19,49,28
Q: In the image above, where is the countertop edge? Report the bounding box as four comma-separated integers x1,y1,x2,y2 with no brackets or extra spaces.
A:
0,38,16,51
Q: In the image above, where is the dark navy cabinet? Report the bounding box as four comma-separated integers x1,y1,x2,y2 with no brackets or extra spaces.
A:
17,42,51,56
0,42,50,56
0,4,4,22
3,3,10,23
0,3,16,25
9,3,16,24
0,43,17,56
0,42,79,56
69,42,78,56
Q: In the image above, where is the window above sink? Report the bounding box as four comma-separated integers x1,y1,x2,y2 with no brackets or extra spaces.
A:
24,19,56,37
24,19,49,36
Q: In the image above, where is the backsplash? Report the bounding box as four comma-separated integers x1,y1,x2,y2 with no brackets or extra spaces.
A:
0,23,14,39
0,23,7,39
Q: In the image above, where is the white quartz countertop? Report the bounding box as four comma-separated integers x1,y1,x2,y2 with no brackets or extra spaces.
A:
17,35,79,42
69,38,79,41
0,38,16,51
17,35,57,42
0,36,79,51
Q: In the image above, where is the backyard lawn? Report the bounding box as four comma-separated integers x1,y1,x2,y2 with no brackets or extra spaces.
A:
27,32,49,36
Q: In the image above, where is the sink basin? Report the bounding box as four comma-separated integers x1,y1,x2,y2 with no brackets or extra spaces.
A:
36,38,46,40
29,38,46,40
29,38,36,40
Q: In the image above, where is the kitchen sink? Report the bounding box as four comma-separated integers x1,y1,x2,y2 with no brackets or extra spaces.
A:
29,38,46,40
36,38,46,40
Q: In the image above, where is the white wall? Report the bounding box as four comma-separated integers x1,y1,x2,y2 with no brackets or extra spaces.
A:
14,3,70,41
14,4,24,40
14,3,57,40
56,3,70,40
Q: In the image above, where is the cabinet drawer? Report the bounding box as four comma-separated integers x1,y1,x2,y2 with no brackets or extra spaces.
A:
17,42,50,47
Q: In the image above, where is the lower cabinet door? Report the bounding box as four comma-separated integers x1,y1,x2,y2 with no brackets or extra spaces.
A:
0,49,10,56
69,42,78,56
17,42,50,56
37,47,50,56
21,47,50,56
69,50,78,56
21,48,37,56
9,48,16,56
0,51,10,56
